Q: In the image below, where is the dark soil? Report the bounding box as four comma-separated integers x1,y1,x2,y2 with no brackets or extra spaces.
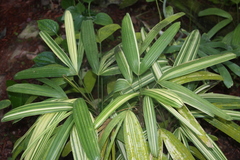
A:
0,0,240,160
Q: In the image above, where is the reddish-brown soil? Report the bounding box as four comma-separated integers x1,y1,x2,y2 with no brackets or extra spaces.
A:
0,0,240,160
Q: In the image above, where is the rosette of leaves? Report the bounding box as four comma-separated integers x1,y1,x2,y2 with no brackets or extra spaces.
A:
1,10,240,160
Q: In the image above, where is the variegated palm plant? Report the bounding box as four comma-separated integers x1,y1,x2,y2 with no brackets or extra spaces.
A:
1,10,240,160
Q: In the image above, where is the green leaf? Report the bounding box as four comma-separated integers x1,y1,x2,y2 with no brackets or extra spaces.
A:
94,13,113,25
216,64,233,88
174,30,200,66
61,141,71,157
159,80,232,120
38,78,67,99
14,64,75,79
81,20,99,74
232,24,240,47
143,96,159,157
224,61,240,77
45,115,74,160
198,8,232,19
97,24,121,43
73,98,101,160
119,0,138,8
161,128,195,160
37,19,59,36
124,110,149,159
7,83,66,99
65,10,79,73
0,99,11,109
170,71,223,84
61,0,75,9
84,70,97,93
207,19,232,39
1,101,72,122
122,13,140,75
94,92,139,129
160,53,236,81
140,22,180,74
33,51,62,67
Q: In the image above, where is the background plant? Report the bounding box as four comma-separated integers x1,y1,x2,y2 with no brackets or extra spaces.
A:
1,5,240,160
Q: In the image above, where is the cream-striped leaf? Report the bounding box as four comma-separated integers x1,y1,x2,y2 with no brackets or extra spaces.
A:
45,115,74,160
161,128,195,160
174,30,200,66
124,111,149,160
140,12,185,54
160,53,236,81
140,22,180,74
122,13,140,75
70,125,88,160
1,101,72,122
159,80,232,120
115,46,133,83
94,92,139,129
141,89,183,108
143,96,159,157
65,10,79,73
39,31,74,70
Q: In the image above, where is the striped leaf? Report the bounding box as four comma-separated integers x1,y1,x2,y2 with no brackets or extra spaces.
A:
159,103,201,135
161,128,195,160
1,101,72,122
141,89,184,108
199,93,240,109
81,20,99,74
159,80,232,120
181,126,227,160
22,112,70,159
45,115,74,160
99,111,126,149
122,72,155,94
170,71,223,85
7,83,66,99
143,96,159,157
205,118,240,143
94,92,139,129
73,98,101,160
122,13,140,75
124,111,149,159
140,12,185,54
14,64,76,80
178,105,213,147
160,53,236,81
174,30,200,66
65,10,79,73
39,31,74,71
115,46,133,83
70,125,88,160
38,78,67,98
140,22,180,74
